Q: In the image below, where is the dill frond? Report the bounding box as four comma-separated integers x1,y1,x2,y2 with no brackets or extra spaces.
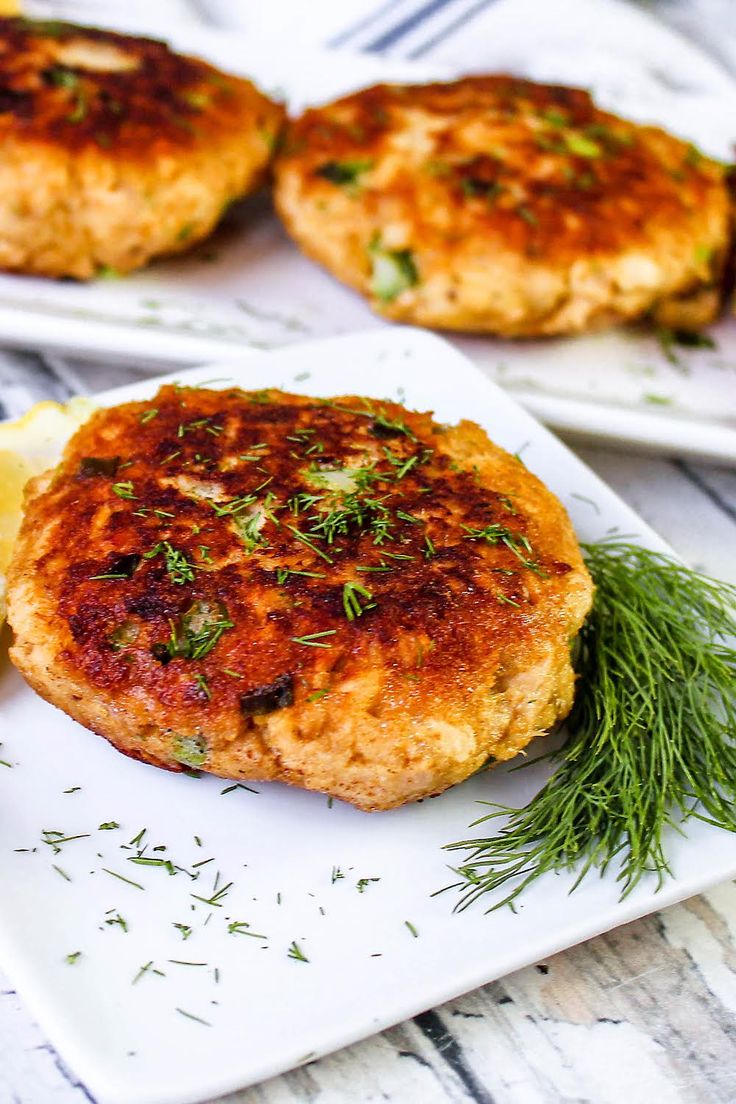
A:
444,541,736,911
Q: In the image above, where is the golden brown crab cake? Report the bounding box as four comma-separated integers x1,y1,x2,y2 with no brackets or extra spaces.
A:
0,17,284,278
7,385,592,811
274,75,730,337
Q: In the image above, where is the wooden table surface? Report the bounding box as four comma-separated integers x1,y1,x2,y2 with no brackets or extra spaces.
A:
1,2,736,1103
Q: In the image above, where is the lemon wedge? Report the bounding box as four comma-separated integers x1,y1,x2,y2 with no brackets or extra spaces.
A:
0,398,96,623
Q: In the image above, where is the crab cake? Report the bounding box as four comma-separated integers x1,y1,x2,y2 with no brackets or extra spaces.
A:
7,385,592,811
0,17,284,278
274,76,730,337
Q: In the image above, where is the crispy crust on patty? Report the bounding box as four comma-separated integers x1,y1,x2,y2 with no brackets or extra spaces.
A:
274,75,730,336
7,385,592,810
0,18,284,277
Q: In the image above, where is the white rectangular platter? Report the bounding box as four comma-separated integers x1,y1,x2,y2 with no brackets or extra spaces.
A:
0,13,734,463
1,329,736,1104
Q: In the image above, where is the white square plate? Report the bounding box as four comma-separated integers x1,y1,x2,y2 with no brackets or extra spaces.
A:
2,329,735,1104
0,13,734,462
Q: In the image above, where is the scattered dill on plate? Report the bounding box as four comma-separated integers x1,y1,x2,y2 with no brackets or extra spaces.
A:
444,541,736,911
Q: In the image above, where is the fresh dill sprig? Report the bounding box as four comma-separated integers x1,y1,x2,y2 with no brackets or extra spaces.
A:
443,541,736,911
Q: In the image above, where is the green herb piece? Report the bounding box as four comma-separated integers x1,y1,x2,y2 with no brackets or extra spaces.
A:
172,735,208,768
17,18,70,36
276,568,327,584
541,108,568,127
656,327,716,367
461,178,504,202
369,239,419,303
286,525,335,564
42,831,91,854
67,89,87,124
232,503,271,552
287,940,309,962
193,673,211,700
643,393,673,406
128,857,176,875
685,143,704,167
173,923,192,940
143,541,196,585
342,581,375,621
139,408,159,424
517,206,538,226
103,868,144,891
108,620,140,650
462,523,545,576
132,961,162,985
315,159,373,187
307,688,330,703
164,601,234,661
372,411,415,440
444,541,736,911
182,89,210,110
404,920,419,938
191,879,232,908
228,920,267,938
291,630,337,648
564,133,602,158
105,912,128,932
694,243,713,266
306,494,393,547
289,491,324,515
66,951,82,965
46,65,79,89
98,821,120,831
112,481,137,500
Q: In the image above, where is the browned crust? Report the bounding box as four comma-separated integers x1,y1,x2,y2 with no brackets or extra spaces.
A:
0,17,283,155
7,386,592,809
274,75,730,335
0,18,285,278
